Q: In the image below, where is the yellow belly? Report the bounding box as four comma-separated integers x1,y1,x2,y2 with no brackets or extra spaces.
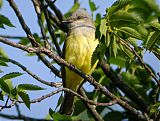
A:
64,29,98,91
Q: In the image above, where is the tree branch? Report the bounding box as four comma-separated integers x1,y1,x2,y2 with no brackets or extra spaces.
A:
0,113,53,121
15,103,21,117
6,57,62,87
14,88,116,107
45,0,63,21
0,35,48,39
78,88,104,121
7,0,39,47
32,0,51,49
99,61,149,112
0,37,148,121
7,0,61,78
113,32,160,86
0,99,16,111
40,1,62,56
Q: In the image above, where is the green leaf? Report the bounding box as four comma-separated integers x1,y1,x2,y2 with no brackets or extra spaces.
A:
119,26,142,39
73,99,86,116
108,0,132,15
109,56,126,67
0,91,4,101
100,19,107,36
33,33,42,45
122,72,139,85
11,87,18,98
49,108,72,120
146,30,160,51
0,47,8,58
91,43,106,67
134,25,148,40
0,14,14,28
149,102,160,116
106,32,111,47
89,0,98,12
19,37,30,45
64,2,80,18
1,72,23,80
18,84,45,91
150,22,160,31
5,79,13,90
95,13,101,26
0,61,8,66
112,36,117,58
18,91,30,109
122,47,134,59
109,10,141,25
104,111,124,121
0,79,10,94
0,56,9,62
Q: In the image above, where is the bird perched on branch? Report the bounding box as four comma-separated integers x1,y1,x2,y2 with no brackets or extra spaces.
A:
60,8,98,115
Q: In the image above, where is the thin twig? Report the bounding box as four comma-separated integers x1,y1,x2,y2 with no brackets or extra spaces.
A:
7,0,39,47
40,1,62,56
32,0,51,49
99,61,149,112
38,55,62,78
14,88,117,107
7,57,62,87
113,32,160,86
79,88,104,121
7,0,61,78
45,0,63,21
0,35,48,39
15,103,21,117
48,10,68,32
4,96,10,107
0,37,147,121
0,113,53,121
0,100,16,111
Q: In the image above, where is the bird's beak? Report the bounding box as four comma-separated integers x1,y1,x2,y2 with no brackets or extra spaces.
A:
62,19,73,24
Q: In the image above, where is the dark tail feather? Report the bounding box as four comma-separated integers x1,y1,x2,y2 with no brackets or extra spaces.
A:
60,92,74,115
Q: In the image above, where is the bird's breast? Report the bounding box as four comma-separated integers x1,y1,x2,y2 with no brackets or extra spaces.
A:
65,26,98,73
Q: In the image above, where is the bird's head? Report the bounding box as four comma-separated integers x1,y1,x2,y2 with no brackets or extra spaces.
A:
62,8,93,29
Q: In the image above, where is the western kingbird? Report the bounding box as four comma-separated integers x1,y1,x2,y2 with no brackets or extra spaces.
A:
60,8,98,115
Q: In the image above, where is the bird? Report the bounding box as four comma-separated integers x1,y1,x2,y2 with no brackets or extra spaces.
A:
60,8,99,115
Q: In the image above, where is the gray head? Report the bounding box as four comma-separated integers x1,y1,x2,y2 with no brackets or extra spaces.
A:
63,8,93,28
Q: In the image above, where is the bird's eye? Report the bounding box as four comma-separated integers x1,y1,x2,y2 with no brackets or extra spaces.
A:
77,16,81,19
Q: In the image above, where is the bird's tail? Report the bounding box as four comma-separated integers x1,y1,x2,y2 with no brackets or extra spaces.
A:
59,92,74,115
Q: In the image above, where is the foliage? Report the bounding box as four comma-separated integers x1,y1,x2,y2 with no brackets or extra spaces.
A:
0,0,159,121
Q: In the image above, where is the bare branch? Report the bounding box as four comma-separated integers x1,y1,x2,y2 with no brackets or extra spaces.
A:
78,88,104,121
7,57,62,87
7,0,61,78
7,0,39,47
15,103,21,117
48,10,68,32
0,37,147,120
45,0,63,21
0,113,53,121
32,0,51,49
14,88,116,107
38,55,62,78
0,99,16,111
40,1,62,56
0,35,49,40
99,61,149,112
